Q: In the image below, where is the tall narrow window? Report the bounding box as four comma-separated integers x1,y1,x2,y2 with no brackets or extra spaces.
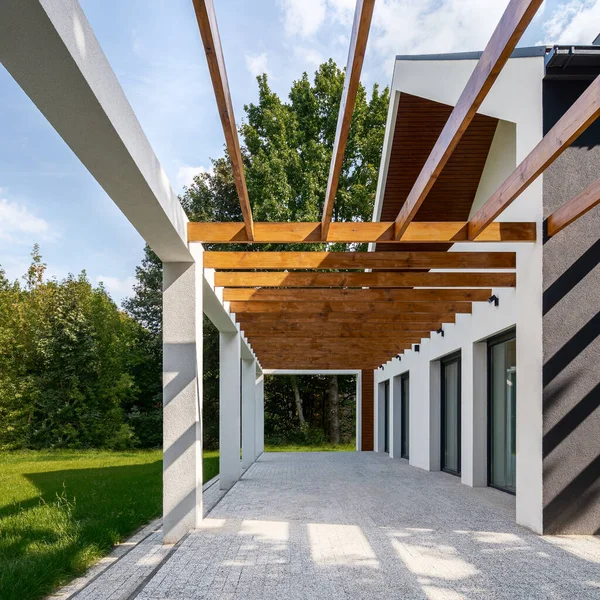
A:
441,353,461,476
400,373,409,459
488,330,517,494
384,380,390,454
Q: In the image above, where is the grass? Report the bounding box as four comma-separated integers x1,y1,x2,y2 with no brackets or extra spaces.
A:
0,449,218,600
265,442,355,452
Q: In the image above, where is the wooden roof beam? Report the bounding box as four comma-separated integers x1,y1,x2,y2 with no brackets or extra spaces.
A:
469,74,600,239
546,177,600,237
224,288,492,302
189,221,535,243
204,251,516,270
230,301,473,314
192,0,254,239
393,0,543,239
216,271,515,288
236,313,458,323
321,0,375,238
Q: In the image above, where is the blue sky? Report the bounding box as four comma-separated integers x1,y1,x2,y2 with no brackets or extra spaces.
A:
1,0,598,304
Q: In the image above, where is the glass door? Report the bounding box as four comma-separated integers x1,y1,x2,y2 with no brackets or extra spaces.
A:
384,380,390,454
488,331,517,493
441,354,461,476
401,373,409,459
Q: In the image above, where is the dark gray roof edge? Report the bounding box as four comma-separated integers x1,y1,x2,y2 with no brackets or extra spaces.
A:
395,46,547,62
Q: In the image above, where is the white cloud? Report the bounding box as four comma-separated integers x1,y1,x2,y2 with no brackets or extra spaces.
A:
176,165,209,190
0,197,51,242
245,52,270,78
295,46,325,68
96,275,137,299
541,0,600,45
279,0,327,37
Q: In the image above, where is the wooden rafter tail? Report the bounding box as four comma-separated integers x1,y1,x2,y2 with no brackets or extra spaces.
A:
188,221,536,243
393,0,544,240
469,74,600,239
321,0,375,239
546,177,600,237
192,0,254,240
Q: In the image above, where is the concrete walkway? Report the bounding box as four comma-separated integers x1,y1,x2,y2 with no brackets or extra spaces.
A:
59,453,600,599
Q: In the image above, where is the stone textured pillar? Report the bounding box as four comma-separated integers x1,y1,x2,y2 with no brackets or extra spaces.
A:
163,260,202,543
242,358,256,469
220,331,241,490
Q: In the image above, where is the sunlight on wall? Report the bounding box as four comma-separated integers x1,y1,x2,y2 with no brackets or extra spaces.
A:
308,523,378,568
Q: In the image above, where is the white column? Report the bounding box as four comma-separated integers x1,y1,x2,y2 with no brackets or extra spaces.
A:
241,358,256,470
461,341,488,487
255,372,265,456
220,331,241,490
163,259,203,543
355,372,362,452
390,375,402,459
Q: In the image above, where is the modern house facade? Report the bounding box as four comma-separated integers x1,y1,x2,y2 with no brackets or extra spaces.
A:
372,46,600,535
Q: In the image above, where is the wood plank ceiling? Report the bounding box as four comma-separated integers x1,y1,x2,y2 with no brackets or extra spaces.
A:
377,93,498,252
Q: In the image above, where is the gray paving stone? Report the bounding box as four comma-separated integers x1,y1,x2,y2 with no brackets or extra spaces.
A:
53,453,600,600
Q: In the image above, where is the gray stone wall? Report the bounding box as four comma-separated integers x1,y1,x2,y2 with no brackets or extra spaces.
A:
542,79,600,534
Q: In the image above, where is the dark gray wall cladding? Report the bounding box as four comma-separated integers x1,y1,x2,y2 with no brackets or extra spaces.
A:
542,79,600,535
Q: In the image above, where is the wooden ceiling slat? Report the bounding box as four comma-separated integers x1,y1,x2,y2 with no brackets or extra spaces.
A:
204,251,515,270
393,0,544,239
216,271,515,288
236,313,457,323
188,221,536,243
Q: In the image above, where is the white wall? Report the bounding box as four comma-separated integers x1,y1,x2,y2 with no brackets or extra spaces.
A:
373,52,545,533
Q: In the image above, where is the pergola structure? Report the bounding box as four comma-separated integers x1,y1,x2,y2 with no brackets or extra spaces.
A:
2,0,600,543
190,0,599,371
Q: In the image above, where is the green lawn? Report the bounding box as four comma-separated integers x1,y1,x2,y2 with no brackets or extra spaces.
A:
0,449,218,600
265,442,355,452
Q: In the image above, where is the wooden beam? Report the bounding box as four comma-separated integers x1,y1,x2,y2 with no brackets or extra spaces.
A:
188,221,536,243
205,251,515,270
192,0,254,239
321,0,375,238
547,177,600,237
468,74,600,239
244,330,435,338
240,323,440,335
393,0,543,239
216,271,515,288
224,288,492,302
237,312,457,323
230,301,472,314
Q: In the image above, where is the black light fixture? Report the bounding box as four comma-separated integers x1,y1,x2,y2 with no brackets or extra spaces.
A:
396,354,402,360
437,328,444,337
378,365,384,370
414,344,420,353
488,294,499,307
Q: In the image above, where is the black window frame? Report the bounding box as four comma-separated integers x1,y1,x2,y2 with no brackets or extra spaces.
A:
400,372,410,459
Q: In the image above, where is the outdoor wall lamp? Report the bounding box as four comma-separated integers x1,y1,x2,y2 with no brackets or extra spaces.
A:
414,344,420,352
437,328,444,337
396,354,402,360
488,294,499,307
378,365,384,370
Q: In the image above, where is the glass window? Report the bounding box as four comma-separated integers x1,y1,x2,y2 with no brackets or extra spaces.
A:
401,373,409,459
441,354,461,476
489,332,516,493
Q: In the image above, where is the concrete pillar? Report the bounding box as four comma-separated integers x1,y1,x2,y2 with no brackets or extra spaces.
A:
375,380,388,453
241,358,256,470
390,375,403,459
461,342,488,487
163,260,203,543
355,372,362,451
220,331,241,490
255,372,265,456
